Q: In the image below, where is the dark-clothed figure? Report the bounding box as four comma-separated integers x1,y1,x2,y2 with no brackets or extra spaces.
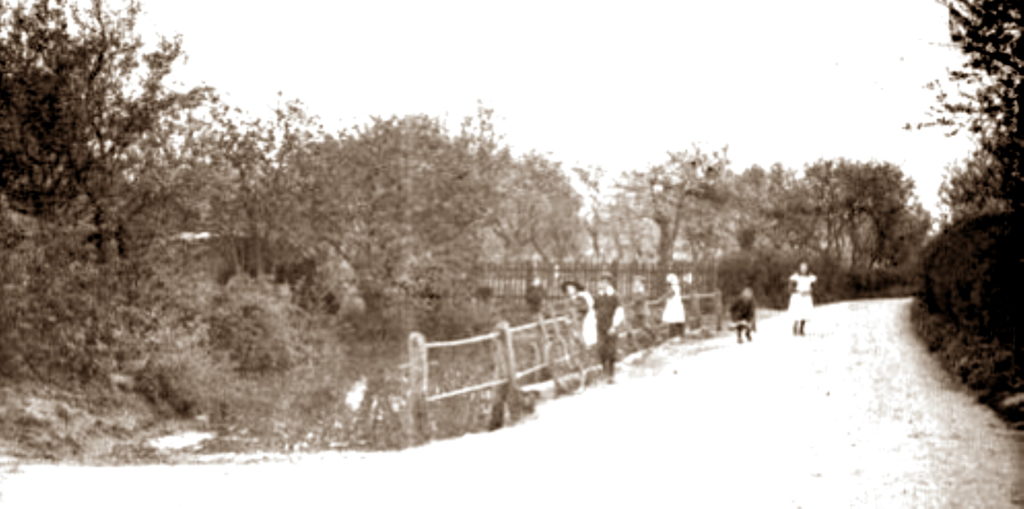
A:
730,287,756,344
593,275,625,383
525,276,545,316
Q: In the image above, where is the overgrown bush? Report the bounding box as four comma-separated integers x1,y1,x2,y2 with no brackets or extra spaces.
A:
919,212,1023,340
0,229,150,386
845,266,917,298
914,212,1023,416
135,339,243,420
414,296,499,341
910,300,1021,399
206,276,310,375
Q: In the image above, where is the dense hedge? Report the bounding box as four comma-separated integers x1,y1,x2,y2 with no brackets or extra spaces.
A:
717,248,917,309
919,213,1023,341
910,300,1020,407
915,212,1023,409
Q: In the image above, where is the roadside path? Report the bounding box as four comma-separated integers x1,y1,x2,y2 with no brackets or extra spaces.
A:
1,299,1020,508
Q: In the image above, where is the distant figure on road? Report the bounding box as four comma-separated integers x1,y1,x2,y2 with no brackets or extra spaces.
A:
594,274,626,383
562,281,597,348
662,273,686,340
729,287,757,344
788,262,817,336
525,276,545,316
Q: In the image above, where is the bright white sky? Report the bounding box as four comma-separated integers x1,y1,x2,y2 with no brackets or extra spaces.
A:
138,0,975,214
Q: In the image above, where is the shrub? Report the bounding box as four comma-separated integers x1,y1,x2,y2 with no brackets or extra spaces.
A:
910,299,1021,399
920,212,1023,342
914,212,1023,422
135,343,242,419
717,248,917,308
206,276,309,375
0,231,149,385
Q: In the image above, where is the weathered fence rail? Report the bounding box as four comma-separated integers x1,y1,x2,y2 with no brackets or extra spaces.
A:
403,290,724,445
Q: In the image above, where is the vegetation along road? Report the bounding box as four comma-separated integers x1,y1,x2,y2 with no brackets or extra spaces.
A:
2,299,1020,508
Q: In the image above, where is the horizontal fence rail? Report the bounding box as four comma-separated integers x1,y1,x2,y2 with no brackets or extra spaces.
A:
425,332,499,349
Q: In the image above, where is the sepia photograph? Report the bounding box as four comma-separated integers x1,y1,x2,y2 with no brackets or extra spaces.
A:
1,0,1021,507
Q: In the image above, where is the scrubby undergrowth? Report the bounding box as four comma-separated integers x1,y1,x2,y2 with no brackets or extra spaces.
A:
910,300,1023,428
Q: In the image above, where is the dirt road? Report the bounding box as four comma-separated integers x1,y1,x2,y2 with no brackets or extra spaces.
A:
1,299,1021,508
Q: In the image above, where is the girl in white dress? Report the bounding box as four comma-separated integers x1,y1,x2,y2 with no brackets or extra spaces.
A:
788,262,817,336
562,281,598,347
662,273,686,339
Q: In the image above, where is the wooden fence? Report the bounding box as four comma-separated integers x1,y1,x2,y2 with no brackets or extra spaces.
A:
402,290,724,445
474,261,717,302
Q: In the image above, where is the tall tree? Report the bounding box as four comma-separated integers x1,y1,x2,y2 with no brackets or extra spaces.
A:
833,160,923,269
0,0,209,261
572,165,612,259
490,153,585,263
300,111,506,337
183,98,324,278
620,146,730,275
924,0,1022,217
759,163,817,252
728,165,771,250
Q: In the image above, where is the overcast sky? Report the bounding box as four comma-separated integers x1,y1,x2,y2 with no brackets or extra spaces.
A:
139,0,975,214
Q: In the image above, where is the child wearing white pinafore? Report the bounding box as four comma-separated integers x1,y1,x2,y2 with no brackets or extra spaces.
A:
662,273,686,340
788,262,817,336
562,281,598,347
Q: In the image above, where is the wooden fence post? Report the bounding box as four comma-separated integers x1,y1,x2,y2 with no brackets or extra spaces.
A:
489,321,519,430
537,318,552,377
405,331,429,446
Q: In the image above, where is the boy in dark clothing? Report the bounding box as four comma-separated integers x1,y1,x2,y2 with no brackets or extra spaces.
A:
594,275,625,383
729,287,756,344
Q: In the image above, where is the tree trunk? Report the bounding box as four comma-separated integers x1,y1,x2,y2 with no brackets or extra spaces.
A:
587,223,602,259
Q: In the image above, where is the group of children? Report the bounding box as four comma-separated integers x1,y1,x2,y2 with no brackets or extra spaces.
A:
526,262,818,383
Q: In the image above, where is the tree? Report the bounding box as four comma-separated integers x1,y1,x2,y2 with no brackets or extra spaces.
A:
604,186,660,261
293,111,508,338
756,163,817,253
0,0,209,261
727,165,771,250
923,0,1022,217
176,97,328,281
489,153,585,263
620,146,730,275
833,160,925,269
939,150,1012,221
571,165,613,259
800,159,928,269
803,160,849,260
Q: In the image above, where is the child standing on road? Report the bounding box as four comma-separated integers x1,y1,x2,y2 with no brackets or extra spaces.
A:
788,262,817,336
562,281,597,347
662,273,686,340
729,287,757,343
594,274,625,383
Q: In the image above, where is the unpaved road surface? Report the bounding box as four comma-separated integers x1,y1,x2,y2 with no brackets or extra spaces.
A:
1,298,1021,508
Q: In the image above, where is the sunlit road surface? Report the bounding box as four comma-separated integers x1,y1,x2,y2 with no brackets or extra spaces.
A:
2,299,1021,508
